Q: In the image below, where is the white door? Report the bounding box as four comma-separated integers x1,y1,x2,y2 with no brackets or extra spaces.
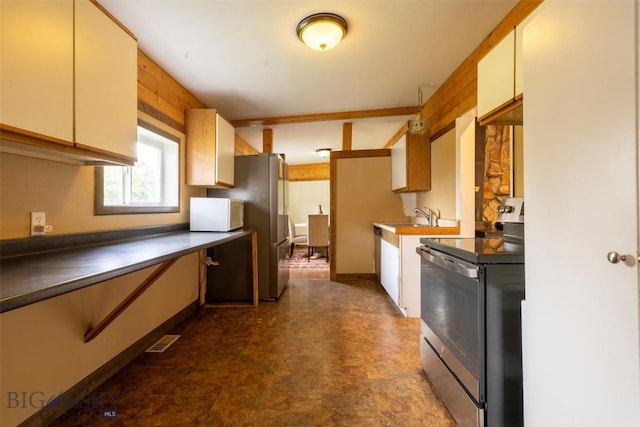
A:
380,238,400,306
522,2,640,426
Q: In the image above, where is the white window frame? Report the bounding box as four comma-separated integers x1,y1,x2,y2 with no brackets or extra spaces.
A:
95,123,180,215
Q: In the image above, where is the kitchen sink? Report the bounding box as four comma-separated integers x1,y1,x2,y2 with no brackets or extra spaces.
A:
384,218,459,228
384,223,429,228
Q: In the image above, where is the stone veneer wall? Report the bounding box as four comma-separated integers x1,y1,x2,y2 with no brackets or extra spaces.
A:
482,125,512,224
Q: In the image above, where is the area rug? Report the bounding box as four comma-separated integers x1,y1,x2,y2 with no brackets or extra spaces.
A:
286,246,329,272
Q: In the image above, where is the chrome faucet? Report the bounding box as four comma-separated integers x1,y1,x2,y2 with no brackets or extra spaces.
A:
413,207,439,226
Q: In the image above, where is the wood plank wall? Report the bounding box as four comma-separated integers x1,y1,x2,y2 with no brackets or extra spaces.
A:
423,0,543,140
137,51,206,133
137,50,259,157
288,163,330,181
235,134,259,156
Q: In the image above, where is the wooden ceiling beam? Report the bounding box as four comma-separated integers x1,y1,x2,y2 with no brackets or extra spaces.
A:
384,122,408,149
263,128,273,153
234,133,259,156
342,123,352,151
230,106,416,128
288,163,330,181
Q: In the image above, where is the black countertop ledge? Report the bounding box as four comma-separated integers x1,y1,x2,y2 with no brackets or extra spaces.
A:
0,229,253,314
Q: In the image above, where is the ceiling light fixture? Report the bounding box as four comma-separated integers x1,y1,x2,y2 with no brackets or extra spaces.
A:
409,87,427,135
316,148,332,158
296,13,348,51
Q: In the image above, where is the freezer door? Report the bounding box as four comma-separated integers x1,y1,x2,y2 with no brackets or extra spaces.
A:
272,154,288,245
268,238,290,299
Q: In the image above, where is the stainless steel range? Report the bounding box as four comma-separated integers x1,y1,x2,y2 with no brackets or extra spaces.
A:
416,199,525,427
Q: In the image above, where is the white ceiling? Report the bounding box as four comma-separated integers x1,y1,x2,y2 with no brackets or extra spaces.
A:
100,0,517,164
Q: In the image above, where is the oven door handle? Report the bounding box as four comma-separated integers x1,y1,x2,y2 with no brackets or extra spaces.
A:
417,247,479,279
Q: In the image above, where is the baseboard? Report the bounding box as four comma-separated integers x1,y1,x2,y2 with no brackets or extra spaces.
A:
334,273,377,282
18,301,197,427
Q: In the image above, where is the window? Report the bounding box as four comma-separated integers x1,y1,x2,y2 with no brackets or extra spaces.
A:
95,125,179,215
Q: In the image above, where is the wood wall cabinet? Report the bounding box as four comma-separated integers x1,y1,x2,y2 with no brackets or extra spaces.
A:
0,0,137,165
185,109,235,188
391,130,431,192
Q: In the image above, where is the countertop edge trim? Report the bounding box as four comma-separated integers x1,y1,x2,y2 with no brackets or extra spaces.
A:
0,229,254,313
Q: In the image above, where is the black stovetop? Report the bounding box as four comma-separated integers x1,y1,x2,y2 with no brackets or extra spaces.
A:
420,235,524,264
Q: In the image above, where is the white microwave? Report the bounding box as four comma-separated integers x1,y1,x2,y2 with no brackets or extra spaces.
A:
190,197,244,232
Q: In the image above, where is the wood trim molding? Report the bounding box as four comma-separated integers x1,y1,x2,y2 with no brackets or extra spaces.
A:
288,163,330,181
91,0,137,40
231,106,416,128
0,125,136,166
262,128,273,153
74,142,137,166
137,99,186,134
477,97,524,126
235,133,259,156
429,121,456,142
329,156,338,281
0,123,73,147
330,149,391,159
84,258,179,343
384,122,409,148
342,123,353,150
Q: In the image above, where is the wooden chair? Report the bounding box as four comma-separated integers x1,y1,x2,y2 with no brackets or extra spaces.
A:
307,214,329,262
288,216,307,258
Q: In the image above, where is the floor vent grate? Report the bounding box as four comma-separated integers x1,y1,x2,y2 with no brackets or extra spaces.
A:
145,335,180,353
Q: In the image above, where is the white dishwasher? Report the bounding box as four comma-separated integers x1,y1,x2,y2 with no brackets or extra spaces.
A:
379,229,400,307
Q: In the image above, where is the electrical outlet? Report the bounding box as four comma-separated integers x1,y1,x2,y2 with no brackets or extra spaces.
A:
31,212,46,236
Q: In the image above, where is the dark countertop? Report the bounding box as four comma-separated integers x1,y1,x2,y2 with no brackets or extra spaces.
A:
0,229,253,313
419,236,524,264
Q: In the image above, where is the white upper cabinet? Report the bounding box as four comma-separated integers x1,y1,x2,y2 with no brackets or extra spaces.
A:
214,113,235,187
477,7,540,126
0,0,74,144
0,0,137,165
477,31,516,122
75,0,138,161
391,133,407,191
515,8,539,98
185,109,235,188
515,23,525,98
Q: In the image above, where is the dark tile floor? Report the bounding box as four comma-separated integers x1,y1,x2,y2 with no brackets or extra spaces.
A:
51,278,456,426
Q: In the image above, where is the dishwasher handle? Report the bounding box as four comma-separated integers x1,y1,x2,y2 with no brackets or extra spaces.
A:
416,247,479,279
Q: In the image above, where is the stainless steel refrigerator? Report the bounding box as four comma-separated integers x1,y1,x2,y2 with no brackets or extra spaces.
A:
207,153,290,300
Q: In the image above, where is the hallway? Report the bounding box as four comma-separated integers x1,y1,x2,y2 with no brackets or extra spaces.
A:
52,278,456,426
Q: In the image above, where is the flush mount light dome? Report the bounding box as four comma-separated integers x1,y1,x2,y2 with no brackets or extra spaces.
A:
296,13,348,51
316,148,332,158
